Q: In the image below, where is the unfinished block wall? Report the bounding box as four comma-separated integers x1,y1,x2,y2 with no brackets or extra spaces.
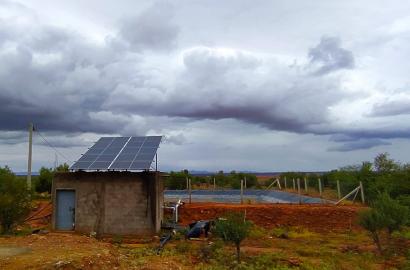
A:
52,171,163,236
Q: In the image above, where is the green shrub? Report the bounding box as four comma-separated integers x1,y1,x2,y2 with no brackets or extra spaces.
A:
214,212,253,263
0,166,32,234
373,193,409,235
358,209,385,253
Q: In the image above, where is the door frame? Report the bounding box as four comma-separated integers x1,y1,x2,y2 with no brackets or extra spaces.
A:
54,188,77,231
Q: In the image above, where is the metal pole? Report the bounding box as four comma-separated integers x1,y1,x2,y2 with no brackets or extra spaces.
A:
27,123,33,191
304,177,308,193
318,178,322,197
337,180,341,199
189,178,192,204
240,179,244,204
293,178,295,190
359,181,365,204
284,177,287,190
297,178,301,204
155,153,158,172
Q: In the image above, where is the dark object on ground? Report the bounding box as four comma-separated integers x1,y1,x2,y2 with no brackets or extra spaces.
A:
156,233,173,254
32,229,49,235
186,220,211,239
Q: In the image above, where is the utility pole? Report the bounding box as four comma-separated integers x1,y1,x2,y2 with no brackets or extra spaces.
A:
27,123,34,190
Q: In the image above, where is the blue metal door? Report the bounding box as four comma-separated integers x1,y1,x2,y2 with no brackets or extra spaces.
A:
56,190,75,230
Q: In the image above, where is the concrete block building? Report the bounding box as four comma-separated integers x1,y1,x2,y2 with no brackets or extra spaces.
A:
52,136,164,236
52,171,163,235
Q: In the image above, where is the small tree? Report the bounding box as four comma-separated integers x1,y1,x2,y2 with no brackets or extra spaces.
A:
358,209,384,253
0,166,31,234
215,212,252,263
36,167,54,193
373,193,409,235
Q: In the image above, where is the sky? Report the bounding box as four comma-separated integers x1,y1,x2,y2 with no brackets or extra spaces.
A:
1,0,410,172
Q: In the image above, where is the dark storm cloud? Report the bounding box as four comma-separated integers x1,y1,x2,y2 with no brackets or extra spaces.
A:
119,2,179,51
104,46,346,134
308,36,354,75
0,0,403,153
328,138,391,152
370,99,410,117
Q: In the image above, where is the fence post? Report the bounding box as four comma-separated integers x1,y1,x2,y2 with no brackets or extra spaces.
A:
284,176,287,190
359,181,365,204
337,180,341,199
297,178,301,204
189,178,192,204
318,178,322,197
293,178,296,190
240,179,244,204
304,177,308,193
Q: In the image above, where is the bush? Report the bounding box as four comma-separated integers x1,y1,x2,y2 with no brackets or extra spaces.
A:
358,194,409,253
35,163,70,194
0,166,32,234
214,212,253,263
358,209,384,253
373,193,409,235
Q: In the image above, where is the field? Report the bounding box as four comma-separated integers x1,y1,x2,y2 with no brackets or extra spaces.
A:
0,201,409,269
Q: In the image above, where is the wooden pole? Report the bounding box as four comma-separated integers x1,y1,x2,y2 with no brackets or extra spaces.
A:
293,178,296,190
240,179,244,204
318,178,322,197
186,177,189,190
244,176,247,189
337,180,341,199
27,123,33,191
284,177,287,190
213,177,216,190
304,177,308,193
297,178,301,204
359,181,365,204
189,178,192,204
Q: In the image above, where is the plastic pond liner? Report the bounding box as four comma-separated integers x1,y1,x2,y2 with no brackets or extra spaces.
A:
164,189,331,204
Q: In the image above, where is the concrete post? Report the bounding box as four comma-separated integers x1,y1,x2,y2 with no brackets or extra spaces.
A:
189,178,192,204
297,178,301,204
337,180,341,199
318,178,322,197
240,179,244,204
359,181,365,204
304,177,308,193
27,123,33,191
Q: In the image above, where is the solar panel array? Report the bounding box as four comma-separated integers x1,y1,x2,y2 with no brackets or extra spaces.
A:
70,136,162,171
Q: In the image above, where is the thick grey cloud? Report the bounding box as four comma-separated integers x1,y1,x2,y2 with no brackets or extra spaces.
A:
2,0,410,172
119,2,179,51
370,99,410,117
328,139,391,152
308,36,354,75
104,46,346,134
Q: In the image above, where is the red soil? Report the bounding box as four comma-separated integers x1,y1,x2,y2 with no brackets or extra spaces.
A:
177,203,365,232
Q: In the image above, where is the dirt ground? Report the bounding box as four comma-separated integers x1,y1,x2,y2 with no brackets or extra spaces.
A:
0,233,120,269
3,200,408,269
177,203,364,232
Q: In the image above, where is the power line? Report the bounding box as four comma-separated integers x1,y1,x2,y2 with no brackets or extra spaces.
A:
35,129,73,164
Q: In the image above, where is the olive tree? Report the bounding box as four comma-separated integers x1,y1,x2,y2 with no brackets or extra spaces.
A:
215,212,252,263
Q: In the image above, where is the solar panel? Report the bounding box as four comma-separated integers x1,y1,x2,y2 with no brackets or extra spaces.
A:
70,136,162,171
